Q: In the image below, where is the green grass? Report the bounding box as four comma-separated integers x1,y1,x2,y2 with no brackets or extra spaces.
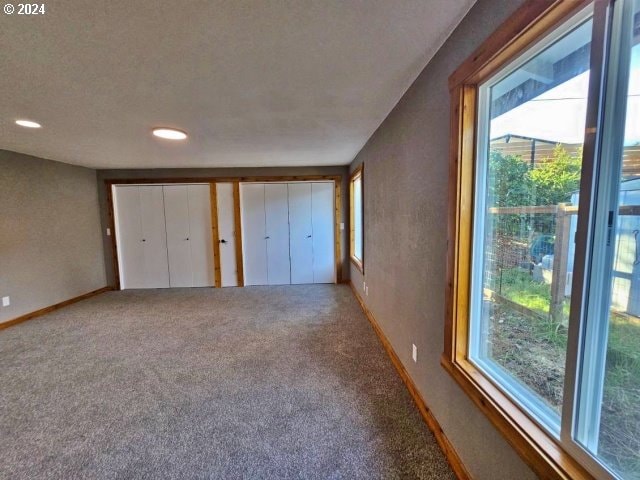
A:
495,267,640,358
493,267,640,476
493,267,570,320
498,268,553,314
609,315,640,361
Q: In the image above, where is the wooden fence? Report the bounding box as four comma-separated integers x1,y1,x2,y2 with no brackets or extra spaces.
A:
489,203,640,324
489,204,577,324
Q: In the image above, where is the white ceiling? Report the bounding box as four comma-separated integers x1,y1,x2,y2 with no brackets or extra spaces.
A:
0,0,475,169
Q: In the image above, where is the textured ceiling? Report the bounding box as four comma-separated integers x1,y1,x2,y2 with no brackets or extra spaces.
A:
0,0,475,169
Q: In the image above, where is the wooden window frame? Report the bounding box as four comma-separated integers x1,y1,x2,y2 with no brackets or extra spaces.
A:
442,1,601,479
349,164,364,273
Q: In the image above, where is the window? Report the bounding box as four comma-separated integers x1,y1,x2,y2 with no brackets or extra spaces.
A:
350,165,364,272
445,1,640,479
470,8,593,434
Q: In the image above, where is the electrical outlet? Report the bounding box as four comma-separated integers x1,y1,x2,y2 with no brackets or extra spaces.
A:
363,281,366,291
2,296,10,307
340,222,345,231
365,285,369,296
412,344,418,363
106,227,111,236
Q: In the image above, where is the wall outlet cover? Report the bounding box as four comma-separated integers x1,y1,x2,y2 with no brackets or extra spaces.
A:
412,344,418,362
2,296,10,307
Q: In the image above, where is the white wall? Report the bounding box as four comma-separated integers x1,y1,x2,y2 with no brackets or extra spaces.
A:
0,150,107,323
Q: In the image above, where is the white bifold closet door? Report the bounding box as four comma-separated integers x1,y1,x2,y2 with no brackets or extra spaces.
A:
216,183,238,287
163,185,214,288
114,184,213,289
288,183,314,284
311,182,335,283
240,182,335,286
288,182,335,283
114,186,170,289
264,184,291,285
241,183,269,286
184,185,214,287
240,183,292,285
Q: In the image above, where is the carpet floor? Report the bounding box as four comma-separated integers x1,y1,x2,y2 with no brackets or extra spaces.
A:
0,284,454,479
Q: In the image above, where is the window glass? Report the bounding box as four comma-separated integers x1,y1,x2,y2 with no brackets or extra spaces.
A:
353,175,363,261
575,1,640,477
470,15,593,431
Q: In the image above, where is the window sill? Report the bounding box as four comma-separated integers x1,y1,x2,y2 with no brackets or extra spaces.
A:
440,354,593,480
350,256,364,274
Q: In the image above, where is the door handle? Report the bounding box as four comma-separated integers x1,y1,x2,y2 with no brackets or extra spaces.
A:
265,236,270,239
307,235,312,238
220,239,227,244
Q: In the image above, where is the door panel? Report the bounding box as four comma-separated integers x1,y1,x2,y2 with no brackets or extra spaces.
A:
163,185,192,287
113,186,146,289
139,186,171,288
216,183,238,287
311,182,335,283
241,183,268,286
188,185,214,287
288,183,314,284
265,183,291,285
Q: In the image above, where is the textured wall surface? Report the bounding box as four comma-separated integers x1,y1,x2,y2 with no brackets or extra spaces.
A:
0,150,106,323
348,0,538,478
0,1,476,170
96,166,349,287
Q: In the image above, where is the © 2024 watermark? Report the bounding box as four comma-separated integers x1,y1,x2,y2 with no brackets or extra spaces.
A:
3,3,46,15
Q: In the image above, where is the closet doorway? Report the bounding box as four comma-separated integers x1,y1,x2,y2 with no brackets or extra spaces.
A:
106,176,342,290
113,184,215,289
240,182,336,286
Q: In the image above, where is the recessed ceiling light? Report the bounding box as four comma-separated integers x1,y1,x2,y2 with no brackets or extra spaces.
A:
15,119,41,128
152,128,187,140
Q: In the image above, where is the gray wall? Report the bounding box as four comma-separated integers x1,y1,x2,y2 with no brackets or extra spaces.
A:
348,0,537,478
0,150,107,323
96,166,349,287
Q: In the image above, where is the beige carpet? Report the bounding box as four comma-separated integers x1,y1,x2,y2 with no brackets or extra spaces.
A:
0,284,454,479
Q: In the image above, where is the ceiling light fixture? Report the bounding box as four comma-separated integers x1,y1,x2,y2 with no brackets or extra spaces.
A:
15,119,41,128
152,127,188,140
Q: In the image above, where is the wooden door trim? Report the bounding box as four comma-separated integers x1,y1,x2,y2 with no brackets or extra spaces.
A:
209,183,222,288
105,184,121,290
334,180,342,283
232,182,245,287
104,175,341,185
